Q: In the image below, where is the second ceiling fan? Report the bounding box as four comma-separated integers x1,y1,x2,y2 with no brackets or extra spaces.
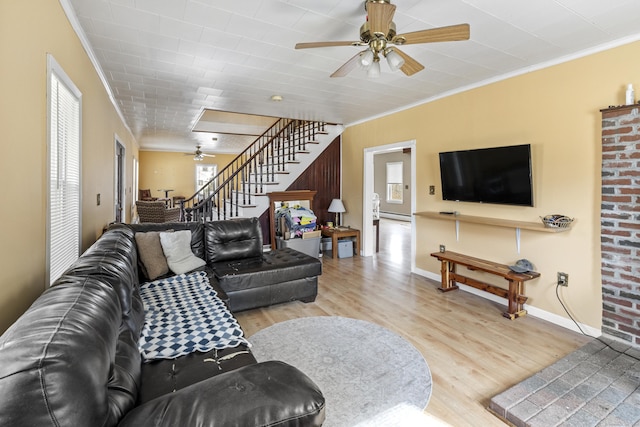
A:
185,145,215,161
295,0,470,78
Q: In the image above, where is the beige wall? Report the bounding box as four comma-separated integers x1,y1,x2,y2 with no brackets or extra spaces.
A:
138,151,237,203
343,41,640,330
0,1,137,332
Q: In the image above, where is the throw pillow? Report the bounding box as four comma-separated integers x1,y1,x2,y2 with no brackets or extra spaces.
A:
135,231,169,281
160,230,206,274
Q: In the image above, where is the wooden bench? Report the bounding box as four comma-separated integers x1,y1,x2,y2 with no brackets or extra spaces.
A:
430,251,540,319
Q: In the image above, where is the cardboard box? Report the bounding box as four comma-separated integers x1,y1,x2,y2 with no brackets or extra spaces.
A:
302,230,321,239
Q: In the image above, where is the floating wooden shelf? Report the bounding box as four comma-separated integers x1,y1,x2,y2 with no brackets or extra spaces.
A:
414,211,573,254
413,211,572,233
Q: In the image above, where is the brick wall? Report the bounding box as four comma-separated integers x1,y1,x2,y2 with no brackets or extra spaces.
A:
601,105,640,346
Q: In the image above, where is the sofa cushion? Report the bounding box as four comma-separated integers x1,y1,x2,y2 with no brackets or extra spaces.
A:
212,248,322,292
127,222,204,283
127,222,205,256
205,218,263,263
135,231,169,280
0,276,136,427
138,345,256,403
160,230,206,274
65,226,144,335
119,361,325,427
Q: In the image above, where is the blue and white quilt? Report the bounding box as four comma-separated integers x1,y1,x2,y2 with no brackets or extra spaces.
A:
138,271,249,361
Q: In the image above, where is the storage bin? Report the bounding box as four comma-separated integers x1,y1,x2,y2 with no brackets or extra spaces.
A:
338,240,353,258
321,237,332,252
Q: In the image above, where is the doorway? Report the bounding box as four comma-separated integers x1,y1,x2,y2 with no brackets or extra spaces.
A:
115,139,125,223
363,140,416,271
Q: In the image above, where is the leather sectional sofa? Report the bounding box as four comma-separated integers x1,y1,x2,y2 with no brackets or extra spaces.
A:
0,218,325,426
130,218,322,311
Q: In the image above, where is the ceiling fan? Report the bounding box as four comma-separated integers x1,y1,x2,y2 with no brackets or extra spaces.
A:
295,0,470,78
185,145,215,161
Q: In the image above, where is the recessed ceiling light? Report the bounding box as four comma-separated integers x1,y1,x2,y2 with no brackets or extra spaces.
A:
271,95,283,102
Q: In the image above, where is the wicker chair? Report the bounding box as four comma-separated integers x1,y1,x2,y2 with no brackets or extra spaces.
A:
138,189,157,201
136,200,181,223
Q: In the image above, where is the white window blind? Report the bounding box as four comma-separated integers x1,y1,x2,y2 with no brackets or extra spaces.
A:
48,56,81,285
386,162,403,184
386,161,403,203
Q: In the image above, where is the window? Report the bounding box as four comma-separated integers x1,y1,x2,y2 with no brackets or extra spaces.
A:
386,161,403,203
132,156,139,202
196,164,217,195
47,55,81,285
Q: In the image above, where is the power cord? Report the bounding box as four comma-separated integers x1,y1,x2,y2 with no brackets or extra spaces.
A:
555,284,640,362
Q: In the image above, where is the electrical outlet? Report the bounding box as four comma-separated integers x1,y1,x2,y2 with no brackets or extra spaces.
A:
557,272,568,287
439,244,446,253
429,185,435,195
96,194,101,206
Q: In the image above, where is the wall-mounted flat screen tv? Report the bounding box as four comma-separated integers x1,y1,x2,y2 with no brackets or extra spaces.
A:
439,144,533,207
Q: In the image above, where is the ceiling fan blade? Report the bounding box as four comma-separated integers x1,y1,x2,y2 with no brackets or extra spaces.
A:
394,23,470,45
367,2,396,36
295,41,359,49
330,50,367,78
393,48,425,76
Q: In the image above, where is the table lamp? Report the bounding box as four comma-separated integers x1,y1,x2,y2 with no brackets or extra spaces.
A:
328,199,346,227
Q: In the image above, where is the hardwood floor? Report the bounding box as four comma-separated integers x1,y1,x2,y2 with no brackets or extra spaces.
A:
236,219,590,426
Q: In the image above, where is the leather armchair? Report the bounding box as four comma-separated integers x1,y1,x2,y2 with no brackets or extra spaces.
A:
138,189,157,201
136,200,180,223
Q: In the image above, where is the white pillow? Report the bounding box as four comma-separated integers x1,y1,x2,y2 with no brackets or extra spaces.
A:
159,230,206,274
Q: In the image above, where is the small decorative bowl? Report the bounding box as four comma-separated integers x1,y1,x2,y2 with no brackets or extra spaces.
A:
541,214,573,228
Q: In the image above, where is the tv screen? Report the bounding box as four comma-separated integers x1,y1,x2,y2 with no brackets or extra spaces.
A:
439,144,533,206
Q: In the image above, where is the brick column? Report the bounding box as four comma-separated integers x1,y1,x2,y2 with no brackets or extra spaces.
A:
600,105,640,346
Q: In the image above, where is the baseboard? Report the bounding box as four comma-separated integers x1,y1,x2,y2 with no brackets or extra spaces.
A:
379,212,411,222
414,267,601,337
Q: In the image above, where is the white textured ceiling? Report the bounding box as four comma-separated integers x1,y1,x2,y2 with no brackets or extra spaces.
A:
64,0,640,153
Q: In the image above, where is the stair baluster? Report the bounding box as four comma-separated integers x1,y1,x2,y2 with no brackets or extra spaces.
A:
179,118,329,222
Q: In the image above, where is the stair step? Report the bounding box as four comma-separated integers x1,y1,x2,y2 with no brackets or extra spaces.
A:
243,181,280,186
263,155,305,162
221,202,257,209
249,171,290,176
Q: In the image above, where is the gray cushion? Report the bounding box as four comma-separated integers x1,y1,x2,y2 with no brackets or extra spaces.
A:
135,231,169,280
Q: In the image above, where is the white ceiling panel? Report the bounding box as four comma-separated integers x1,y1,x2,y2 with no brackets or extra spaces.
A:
65,0,640,152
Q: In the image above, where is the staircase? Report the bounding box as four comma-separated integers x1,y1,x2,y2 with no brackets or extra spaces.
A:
179,118,343,222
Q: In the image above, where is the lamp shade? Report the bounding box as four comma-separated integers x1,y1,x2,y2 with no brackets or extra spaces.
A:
386,49,405,71
328,198,346,213
360,50,374,68
367,59,381,78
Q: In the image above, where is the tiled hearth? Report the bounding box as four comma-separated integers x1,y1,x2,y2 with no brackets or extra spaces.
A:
489,338,640,426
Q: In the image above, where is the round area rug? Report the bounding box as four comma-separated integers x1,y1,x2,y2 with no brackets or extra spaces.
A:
249,316,432,427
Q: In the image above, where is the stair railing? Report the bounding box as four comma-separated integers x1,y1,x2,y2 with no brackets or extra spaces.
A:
180,119,326,222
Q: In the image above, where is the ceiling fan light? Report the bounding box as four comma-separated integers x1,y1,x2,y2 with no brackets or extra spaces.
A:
360,50,374,68
367,59,381,78
386,49,405,71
